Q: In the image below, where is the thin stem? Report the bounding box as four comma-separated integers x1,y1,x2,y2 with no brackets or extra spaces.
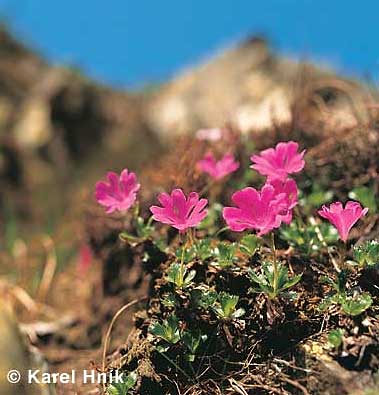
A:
188,228,195,246
180,232,186,286
340,241,348,270
270,232,278,298
309,216,340,272
157,349,193,382
101,297,147,392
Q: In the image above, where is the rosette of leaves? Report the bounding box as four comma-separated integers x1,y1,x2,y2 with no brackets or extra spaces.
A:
354,240,379,267
213,242,238,268
149,314,181,351
211,292,245,320
181,330,208,361
167,262,196,289
120,216,155,245
248,261,302,300
175,238,214,264
280,220,338,254
319,271,373,316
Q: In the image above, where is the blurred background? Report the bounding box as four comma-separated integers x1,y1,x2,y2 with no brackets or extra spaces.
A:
0,2,378,393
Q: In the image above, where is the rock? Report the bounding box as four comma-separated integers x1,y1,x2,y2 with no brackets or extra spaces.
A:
146,37,373,139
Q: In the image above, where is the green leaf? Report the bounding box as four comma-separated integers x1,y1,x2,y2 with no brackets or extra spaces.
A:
276,264,289,290
161,293,177,307
328,329,344,348
194,238,213,260
149,315,181,344
175,247,195,263
280,220,338,254
248,262,301,299
354,240,379,267
213,292,244,319
192,289,218,309
183,270,196,286
281,274,302,291
213,242,238,267
135,216,155,238
167,262,196,288
239,234,260,256
341,293,372,316
107,371,137,395
248,268,267,287
182,330,207,356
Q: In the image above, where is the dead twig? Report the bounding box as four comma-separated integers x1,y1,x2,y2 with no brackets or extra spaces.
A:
101,296,147,392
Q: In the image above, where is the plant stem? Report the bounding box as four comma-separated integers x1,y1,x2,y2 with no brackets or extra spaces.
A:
180,232,186,286
340,241,348,270
188,228,195,246
270,232,278,298
157,350,193,382
310,216,340,272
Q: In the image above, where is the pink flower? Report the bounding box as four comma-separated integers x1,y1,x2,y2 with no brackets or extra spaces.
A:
269,179,298,224
197,152,239,180
223,184,288,236
95,169,140,214
150,189,208,232
318,201,368,242
250,141,305,181
196,128,224,141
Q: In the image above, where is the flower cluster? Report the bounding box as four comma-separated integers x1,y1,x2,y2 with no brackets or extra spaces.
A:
94,139,367,242
223,141,303,235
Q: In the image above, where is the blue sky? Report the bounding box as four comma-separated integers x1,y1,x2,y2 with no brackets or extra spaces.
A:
0,0,378,87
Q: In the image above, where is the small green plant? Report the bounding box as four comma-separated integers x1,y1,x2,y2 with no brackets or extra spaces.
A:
248,261,302,299
161,293,177,307
239,234,260,256
212,292,245,320
327,329,344,349
149,314,181,345
280,220,338,254
120,216,155,244
319,271,373,316
107,371,137,395
213,242,238,268
340,293,373,316
182,330,208,361
192,288,218,310
175,246,196,264
354,240,379,267
175,238,214,263
167,262,196,289
193,238,214,260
